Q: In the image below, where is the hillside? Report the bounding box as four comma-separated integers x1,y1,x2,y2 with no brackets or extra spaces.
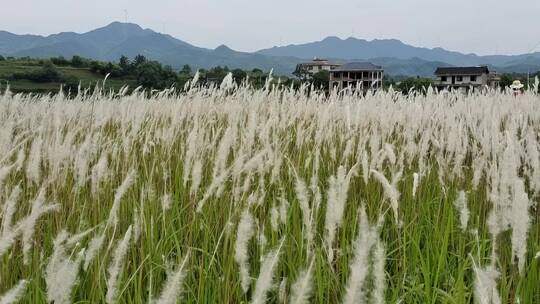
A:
257,36,540,69
0,22,301,75
2,22,540,76
0,59,136,93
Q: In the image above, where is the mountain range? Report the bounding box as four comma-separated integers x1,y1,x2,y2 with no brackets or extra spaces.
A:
2,22,540,76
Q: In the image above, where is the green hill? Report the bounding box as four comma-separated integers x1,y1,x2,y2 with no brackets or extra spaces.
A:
0,59,136,94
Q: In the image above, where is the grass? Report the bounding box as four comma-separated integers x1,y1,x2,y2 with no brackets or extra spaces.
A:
0,59,136,93
0,84,539,303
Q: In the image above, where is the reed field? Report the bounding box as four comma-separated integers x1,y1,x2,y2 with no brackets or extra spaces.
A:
0,75,539,303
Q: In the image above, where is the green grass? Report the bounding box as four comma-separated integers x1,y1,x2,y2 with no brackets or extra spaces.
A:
0,60,136,93
0,88,538,303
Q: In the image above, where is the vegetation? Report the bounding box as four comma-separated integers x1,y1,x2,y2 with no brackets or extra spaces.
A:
0,83,539,303
0,55,296,94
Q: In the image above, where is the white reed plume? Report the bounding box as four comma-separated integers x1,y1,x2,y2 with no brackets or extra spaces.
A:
325,165,355,262
190,159,203,196
472,261,501,304
106,225,133,304
383,143,396,166
83,232,106,270
278,277,287,303
91,153,109,195
0,280,28,304
510,178,530,273
361,150,370,185
1,185,21,233
213,125,236,179
220,73,234,91
294,174,313,251
234,208,255,293
22,188,60,264
0,164,13,194
270,204,279,231
372,241,386,304
14,147,26,173
412,172,420,198
25,135,42,184
370,169,401,224
343,207,378,304
453,190,470,231
251,238,285,304
0,228,20,259
161,193,172,212
45,231,85,304
107,170,137,227
278,198,290,225
154,252,190,304
290,258,315,304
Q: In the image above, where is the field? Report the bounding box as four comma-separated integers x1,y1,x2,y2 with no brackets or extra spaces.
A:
0,59,136,93
0,78,539,304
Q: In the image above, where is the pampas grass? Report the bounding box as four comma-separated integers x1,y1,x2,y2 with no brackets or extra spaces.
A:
290,258,315,304
106,226,133,304
235,209,255,293
0,81,539,303
154,252,190,304
251,238,285,304
0,280,27,304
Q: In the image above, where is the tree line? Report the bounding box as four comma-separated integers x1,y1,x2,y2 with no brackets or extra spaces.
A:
0,54,296,91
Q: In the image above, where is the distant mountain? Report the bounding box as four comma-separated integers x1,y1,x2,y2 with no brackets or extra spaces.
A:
2,23,540,76
258,36,540,70
0,22,301,75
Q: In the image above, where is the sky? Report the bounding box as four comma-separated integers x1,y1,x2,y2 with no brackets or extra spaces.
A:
2,0,540,55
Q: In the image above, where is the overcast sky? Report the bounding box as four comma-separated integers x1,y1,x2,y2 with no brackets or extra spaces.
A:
2,0,540,55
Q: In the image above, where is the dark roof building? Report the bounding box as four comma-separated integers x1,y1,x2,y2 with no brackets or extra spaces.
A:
434,66,490,76
294,58,341,80
333,62,383,72
329,62,384,91
433,66,499,92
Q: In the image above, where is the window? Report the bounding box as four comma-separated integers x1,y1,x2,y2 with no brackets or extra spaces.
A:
441,76,447,82
470,75,477,82
457,76,463,82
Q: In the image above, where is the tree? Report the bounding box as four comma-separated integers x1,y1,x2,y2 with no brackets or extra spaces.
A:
0,55,5,61
397,77,433,94
133,54,147,67
71,55,85,67
39,61,63,82
119,55,131,75
180,64,192,76
50,56,69,66
232,69,247,84
293,64,310,80
312,70,329,90
499,74,513,89
135,61,176,89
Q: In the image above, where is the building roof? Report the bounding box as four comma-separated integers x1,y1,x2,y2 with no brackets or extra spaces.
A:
332,62,383,72
434,66,490,76
299,59,341,67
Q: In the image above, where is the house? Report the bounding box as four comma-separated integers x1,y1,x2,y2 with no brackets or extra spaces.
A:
434,66,500,91
329,62,384,91
294,58,341,79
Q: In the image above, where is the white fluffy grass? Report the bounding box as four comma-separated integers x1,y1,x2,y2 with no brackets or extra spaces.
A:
106,225,133,304
154,252,190,304
343,208,378,304
453,190,470,231
472,263,501,304
234,209,255,293
290,258,315,304
251,238,285,304
0,280,27,304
